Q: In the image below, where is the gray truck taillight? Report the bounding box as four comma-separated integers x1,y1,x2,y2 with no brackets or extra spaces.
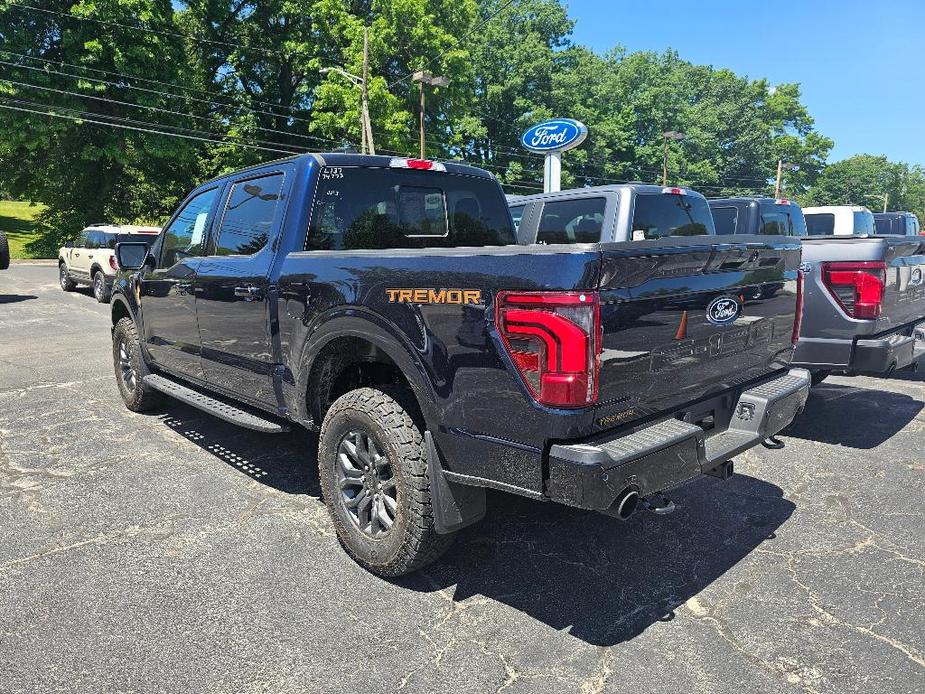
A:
495,291,601,408
822,261,886,320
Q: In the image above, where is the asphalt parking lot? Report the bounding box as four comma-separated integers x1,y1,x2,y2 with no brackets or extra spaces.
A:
1,263,923,694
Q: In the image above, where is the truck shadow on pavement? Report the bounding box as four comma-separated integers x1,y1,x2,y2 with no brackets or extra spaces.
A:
784,382,922,449
402,476,793,647
152,401,795,647
151,400,799,646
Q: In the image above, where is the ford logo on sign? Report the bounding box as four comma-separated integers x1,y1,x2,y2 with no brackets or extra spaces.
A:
706,296,740,325
520,119,588,153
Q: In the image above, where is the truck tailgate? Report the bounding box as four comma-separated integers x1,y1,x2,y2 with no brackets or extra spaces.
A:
878,237,925,328
594,235,801,424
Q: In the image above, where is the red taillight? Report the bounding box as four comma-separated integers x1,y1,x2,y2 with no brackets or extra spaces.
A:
496,291,601,408
791,270,804,345
109,255,118,271
822,261,886,320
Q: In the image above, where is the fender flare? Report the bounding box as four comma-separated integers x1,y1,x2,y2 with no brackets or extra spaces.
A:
294,307,439,427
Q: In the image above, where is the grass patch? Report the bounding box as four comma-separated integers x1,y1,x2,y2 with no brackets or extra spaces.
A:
0,200,48,259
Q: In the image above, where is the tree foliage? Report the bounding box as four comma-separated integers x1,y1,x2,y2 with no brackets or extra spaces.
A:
1,0,914,255
802,154,925,216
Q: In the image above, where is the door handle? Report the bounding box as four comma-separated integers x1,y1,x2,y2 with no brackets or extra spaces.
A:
234,285,262,300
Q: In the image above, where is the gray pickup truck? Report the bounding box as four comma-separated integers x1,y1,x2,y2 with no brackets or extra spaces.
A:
709,197,925,383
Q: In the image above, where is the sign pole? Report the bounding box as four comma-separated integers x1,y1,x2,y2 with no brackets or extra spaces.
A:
544,152,561,193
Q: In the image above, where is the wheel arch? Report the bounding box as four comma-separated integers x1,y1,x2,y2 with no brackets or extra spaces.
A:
297,313,438,430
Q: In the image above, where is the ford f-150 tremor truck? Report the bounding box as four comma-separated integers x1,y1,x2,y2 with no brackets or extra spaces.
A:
709,197,925,383
110,156,810,576
59,224,161,302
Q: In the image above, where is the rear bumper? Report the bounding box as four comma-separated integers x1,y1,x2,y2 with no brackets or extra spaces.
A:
545,368,810,512
794,321,925,374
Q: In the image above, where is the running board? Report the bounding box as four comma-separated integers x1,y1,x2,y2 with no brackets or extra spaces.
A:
143,374,290,434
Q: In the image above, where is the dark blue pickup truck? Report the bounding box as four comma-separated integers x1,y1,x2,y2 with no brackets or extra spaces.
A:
110,154,809,576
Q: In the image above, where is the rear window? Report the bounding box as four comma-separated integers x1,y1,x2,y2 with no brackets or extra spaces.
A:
875,216,899,235
306,167,514,250
758,202,806,236
631,193,715,239
537,198,605,244
853,210,875,234
711,206,738,235
805,213,834,236
909,216,921,235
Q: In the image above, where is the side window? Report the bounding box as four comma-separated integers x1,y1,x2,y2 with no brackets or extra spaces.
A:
215,173,285,256
509,205,526,232
102,233,118,249
75,230,90,247
711,206,738,235
537,198,606,244
160,187,219,267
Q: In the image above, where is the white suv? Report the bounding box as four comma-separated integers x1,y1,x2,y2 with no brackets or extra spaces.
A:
802,205,876,236
59,224,160,302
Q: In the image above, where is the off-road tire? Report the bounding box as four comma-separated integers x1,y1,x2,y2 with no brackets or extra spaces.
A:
59,263,77,291
318,387,454,576
93,270,112,303
112,317,163,412
0,232,9,270
810,370,829,387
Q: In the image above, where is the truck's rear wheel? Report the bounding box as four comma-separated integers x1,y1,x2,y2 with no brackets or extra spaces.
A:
59,264,77,291
319,387,454,576
112,317,162,412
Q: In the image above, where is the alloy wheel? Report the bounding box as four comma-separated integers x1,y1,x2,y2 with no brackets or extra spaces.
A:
118,339,136,392
335,429,397,537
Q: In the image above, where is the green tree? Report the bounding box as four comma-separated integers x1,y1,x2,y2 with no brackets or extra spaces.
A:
803,154,925,220
0,0,205,254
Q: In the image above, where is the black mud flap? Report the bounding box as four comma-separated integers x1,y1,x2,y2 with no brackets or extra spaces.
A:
426,431,486,535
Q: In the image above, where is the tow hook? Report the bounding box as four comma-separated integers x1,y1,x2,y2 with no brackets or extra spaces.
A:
762,435,785,450
641,491,676,515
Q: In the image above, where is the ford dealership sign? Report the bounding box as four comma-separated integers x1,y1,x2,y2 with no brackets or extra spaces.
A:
521,119,588,153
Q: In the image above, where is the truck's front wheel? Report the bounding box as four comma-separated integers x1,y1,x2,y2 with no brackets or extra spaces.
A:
112,318,163,412
319,387,454,576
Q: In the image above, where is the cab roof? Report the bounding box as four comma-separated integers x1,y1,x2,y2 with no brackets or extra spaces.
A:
202,152,496,185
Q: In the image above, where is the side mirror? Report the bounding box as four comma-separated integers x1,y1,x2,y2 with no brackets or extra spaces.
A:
115,242,150,270
64,241,74,249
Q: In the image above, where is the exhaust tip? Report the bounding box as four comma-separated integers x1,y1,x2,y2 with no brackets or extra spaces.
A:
614,489,640,521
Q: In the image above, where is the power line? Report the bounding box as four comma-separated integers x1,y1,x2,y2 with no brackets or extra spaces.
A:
0,49,311,116
0,72,344,150
0,99,299,155
3,1,292,60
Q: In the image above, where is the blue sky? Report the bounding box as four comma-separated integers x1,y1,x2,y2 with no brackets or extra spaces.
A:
564,0,925,165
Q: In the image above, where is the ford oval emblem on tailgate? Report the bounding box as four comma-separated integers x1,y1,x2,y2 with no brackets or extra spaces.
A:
706,296,740,325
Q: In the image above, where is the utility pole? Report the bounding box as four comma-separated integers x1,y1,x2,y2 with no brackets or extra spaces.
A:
412,70,450,159
883,192,889,213
774,160,795,197
361,27,374,155
662,131,685,185
320,30,375,155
